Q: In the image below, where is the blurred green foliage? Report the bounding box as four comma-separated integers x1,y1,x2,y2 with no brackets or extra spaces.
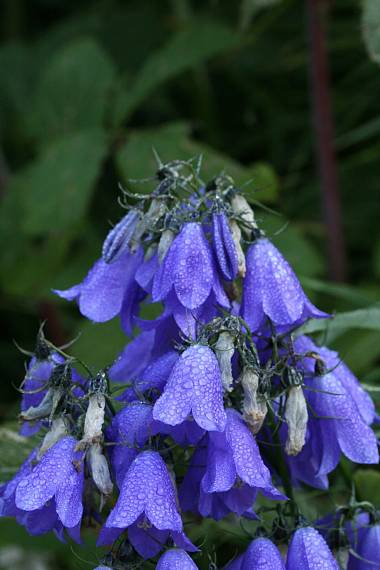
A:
0,0,380,567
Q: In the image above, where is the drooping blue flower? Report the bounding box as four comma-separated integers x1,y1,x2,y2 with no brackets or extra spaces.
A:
152,418,205,447
180,409,284,520
54,246,144,332
153,344,226,432
109,330,158,384
106,402,153,488
99,451,186,553
286,527,339,569
135,250,159,293
305,339,376,426
19,355,62,436
0,450,37,519
156,548,198,569
0,448,81,542
15,436,84,530
226,538,285,569
212,212,238,281
348,523,380,569
125,517,197,559
157,288,229,339
286,337,379,488
241,238,328,331
152,222,229,311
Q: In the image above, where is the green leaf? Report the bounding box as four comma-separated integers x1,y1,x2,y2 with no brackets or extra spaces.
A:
362,0,380,64
300,276,375,307
18,128,108,236
115,122,278,202
240,0,283,30
298,305,380,338
0,424,38,482
29,38,116,145
114,20,242,123
354,469,380,505
69,319,127,372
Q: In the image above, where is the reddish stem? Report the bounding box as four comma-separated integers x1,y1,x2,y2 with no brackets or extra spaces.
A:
307,0,346,282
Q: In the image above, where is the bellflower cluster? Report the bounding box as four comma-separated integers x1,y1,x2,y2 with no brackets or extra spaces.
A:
2,156,379,569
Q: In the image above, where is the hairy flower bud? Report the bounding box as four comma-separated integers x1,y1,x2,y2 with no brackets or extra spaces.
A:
284,386,308,456
214,331,235,392
240,366,267,434
229,220,246,277
230,194,257,236
37,416,68,459
158,229,175,262
88,443,113,496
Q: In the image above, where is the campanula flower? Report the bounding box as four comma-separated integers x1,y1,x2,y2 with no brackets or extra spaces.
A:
156,548,198,569
212,212,238,281
99,451,196,558
286,527,339,569
100,451,181,537
152,222,228,311
180,409,284,520
226,538,285,570
15,437,84,529
286,337,379,488
241,238,328,331
54,246,144,333
153,344,226,432
107,402,153,488
348,522,380,569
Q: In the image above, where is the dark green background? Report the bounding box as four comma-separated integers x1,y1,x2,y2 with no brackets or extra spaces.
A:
0,0,379,568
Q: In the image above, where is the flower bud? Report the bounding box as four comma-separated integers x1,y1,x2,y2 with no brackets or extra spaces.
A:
284,386,308,456
19,387,56,422
214,331,235,392
158,229,175,262
229,220,246,277
130,199,167,253
240,366,267,433
230,194,257,237
38,416,68,459
83,393,106,443
88,443,113,496
102,209,140,263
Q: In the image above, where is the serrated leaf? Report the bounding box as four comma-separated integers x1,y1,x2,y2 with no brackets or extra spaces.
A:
17,129,108,236
115,122,277,202
362,0,380,64
114,20,242,123
29,38,116,145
